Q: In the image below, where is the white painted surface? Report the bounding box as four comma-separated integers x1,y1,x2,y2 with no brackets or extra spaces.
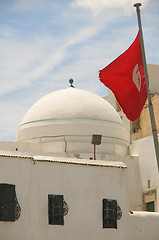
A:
130,136,159,192
103,89,116,109
1,154,158,240
21,88,122,124
129,211,159,240
16,88,129,155
0,156,129,240
130,136,159,212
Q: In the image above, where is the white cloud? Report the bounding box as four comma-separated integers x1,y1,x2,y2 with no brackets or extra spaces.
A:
0,21,101,97
71,0,151,15
66,26,99,47
0,101,25,140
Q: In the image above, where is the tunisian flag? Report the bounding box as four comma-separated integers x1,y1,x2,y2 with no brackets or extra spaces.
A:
99,31,147,121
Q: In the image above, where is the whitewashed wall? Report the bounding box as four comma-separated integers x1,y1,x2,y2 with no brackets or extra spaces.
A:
130,136,159,190
130,136,159,211
0,156,130,240
129,211,159,239
0,155,159,239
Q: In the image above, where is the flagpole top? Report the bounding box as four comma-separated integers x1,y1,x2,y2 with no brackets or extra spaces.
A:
134,3,142,8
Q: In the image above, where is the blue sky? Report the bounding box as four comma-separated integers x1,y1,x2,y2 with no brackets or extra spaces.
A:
0,0,158,141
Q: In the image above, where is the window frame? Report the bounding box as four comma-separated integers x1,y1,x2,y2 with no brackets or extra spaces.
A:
102,198,117,229
48,194,64,225
0,183,20,222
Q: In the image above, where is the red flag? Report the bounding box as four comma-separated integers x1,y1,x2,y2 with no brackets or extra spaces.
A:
99,31,147,121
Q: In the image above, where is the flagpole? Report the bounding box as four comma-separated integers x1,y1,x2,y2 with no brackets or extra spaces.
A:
134,3,159,171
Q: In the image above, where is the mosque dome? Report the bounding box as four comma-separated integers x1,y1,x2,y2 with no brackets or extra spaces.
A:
16,87,129,156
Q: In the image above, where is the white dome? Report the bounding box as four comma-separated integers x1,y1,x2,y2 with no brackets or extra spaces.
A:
21,87,122,125
17,87,129,155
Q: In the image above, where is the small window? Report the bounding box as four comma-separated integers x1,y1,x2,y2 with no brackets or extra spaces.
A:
0,184,21,222
143,189,156,212
103,199,117,229
147,201,155,212
48,195,66,225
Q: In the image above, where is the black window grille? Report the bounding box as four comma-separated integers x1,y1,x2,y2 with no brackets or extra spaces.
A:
48,195,65,225
103,199,117,229
0,184,21,222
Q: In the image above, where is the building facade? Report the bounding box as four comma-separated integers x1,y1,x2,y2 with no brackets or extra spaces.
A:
0,67,159,239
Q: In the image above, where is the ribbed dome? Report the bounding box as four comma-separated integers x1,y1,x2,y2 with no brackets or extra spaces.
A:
16,87,129,150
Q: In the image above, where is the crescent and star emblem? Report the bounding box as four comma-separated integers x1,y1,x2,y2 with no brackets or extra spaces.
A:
132,64,141,92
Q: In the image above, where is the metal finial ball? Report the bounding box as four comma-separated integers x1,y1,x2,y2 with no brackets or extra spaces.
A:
69,79,74,85
69,78,74,88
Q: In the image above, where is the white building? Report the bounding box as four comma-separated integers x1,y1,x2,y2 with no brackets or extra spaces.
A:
0,66,159,240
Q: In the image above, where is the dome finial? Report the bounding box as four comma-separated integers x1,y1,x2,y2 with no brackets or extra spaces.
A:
69,78,75,88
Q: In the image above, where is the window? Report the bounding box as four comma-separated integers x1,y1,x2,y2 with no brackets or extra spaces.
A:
48,195,68,225
103,199,117,229
147,201,155,212
143,189,156,212
0,184,21,222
